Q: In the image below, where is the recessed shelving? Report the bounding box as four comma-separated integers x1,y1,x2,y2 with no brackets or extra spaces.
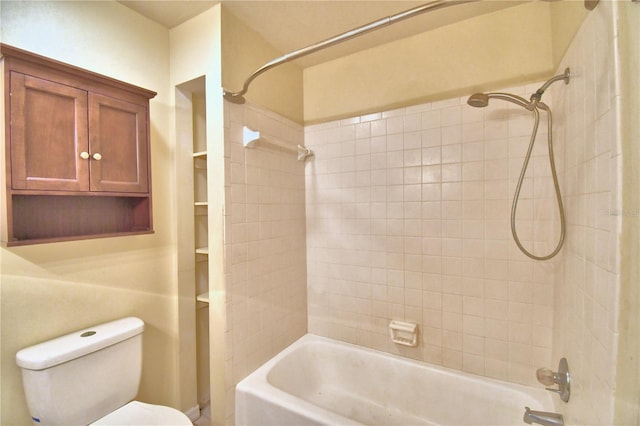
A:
194,151,207,171
182,76,209,412
196,292,210,303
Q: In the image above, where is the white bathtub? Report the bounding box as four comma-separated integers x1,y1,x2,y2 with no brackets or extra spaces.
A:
236,334,556,426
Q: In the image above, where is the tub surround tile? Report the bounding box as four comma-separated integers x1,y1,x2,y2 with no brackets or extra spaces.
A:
548,2,623,424
303,10,623,426
306,83,560,388
223,101,308,424
300,5,627,426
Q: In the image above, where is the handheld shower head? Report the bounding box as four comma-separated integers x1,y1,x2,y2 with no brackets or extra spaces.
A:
468,68,571,111
467,92,532,110
467,93,489,108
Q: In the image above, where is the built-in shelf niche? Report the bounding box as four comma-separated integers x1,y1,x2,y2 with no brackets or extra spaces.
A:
193,151,207,208
193,117,208,307
177,75,210,412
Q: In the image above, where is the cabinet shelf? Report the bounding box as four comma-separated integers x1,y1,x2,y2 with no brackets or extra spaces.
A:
195,247,209,255
194,201,208,206
196,292,210,303
193,151,207,159
8,194,152,246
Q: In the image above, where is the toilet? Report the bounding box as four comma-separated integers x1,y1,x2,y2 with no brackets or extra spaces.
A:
15,317,192,426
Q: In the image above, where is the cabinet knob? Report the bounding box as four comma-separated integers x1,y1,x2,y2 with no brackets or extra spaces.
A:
92,153,102,161
80,151,90,160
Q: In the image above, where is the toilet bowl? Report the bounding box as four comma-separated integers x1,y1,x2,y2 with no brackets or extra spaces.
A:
92,401,191,425
16,317,192,426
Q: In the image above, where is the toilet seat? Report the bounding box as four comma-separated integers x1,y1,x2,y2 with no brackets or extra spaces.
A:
91,400,192,425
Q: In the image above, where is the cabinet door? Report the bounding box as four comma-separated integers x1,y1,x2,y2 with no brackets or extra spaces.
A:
88,93,149,193
9,72,89,191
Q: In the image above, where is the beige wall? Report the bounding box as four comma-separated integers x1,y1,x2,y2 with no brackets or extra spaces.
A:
170,5,224,420
0,2,303,424
221,6,304,125
549,0,588,67
303,1,587,125
0,1,183,424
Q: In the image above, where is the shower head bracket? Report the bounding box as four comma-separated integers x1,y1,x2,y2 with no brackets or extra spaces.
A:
531,68,571,105
561,67,571,85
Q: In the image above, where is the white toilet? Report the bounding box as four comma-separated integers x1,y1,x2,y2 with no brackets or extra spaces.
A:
16,317,192,426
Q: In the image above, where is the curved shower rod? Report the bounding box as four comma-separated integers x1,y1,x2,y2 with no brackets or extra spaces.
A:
222,0,477,104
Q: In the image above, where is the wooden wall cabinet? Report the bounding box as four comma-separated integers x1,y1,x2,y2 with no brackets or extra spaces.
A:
2,44,157,246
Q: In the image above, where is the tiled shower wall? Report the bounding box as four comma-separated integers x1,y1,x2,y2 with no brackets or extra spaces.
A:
550,2,622,423
216,3,627,423
305,3,625,423
305,84,562,386
223,101,308,421
214,5,628,425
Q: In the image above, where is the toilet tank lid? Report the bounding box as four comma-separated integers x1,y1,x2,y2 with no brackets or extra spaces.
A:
16,317,144,370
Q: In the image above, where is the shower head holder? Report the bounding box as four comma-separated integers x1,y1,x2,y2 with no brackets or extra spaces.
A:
529,68,571,107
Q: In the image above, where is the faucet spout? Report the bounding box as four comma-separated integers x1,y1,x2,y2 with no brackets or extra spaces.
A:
523,407,564,426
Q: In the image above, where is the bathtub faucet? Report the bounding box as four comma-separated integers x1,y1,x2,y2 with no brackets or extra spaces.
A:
523,407,564,426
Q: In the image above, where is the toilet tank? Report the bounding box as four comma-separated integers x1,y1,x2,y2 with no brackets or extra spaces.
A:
16,317,144,426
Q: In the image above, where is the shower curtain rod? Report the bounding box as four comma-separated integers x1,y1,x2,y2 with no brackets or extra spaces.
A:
222,0,476,104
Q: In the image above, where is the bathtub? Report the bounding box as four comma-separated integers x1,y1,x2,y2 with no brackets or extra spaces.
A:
236,334,556,425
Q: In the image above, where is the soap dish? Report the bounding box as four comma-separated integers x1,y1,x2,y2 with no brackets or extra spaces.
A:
389,320,418,347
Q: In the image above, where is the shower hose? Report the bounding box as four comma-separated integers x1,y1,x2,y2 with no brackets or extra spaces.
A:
511,104,566,261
